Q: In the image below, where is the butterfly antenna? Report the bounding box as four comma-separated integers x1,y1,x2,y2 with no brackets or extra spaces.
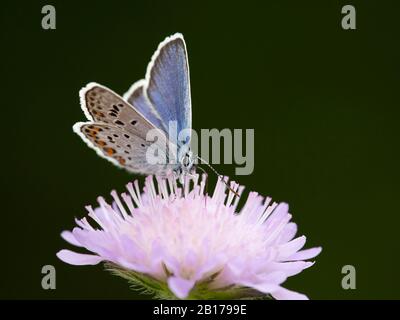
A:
196,156,240,197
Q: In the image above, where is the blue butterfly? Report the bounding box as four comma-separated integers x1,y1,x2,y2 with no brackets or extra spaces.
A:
73,33,195,179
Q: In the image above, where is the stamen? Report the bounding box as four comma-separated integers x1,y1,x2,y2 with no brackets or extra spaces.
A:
111,190,128,219
126,182,140,207
145,176,156,199
156,176,169,200
184,174,190,196
86,203,108,231
199,173,207,196
257,197,273,224
98,196,122,227
232,185,245,211
77,213,94,230
121,193,135,216
226,181,239,207
167,175,175,198
134,180,142,206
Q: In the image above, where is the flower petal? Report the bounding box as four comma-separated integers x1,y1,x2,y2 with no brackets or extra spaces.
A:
279,222,298,243
116,258,150,273
167,276,195,299
61,231,83,247
239,280,281,294
265,261,314,277
287,247,322,261
276,236,306,259
56,249,103,265
272,287,309,300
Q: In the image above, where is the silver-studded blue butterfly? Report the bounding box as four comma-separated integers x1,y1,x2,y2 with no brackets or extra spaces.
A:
73,33,194,179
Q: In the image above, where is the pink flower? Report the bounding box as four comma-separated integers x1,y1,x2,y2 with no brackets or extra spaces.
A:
57,174,321,300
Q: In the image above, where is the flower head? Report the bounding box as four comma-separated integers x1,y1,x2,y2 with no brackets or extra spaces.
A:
57,174,321,300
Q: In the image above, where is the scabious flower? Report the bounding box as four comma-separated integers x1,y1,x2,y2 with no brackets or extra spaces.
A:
57,174,321,300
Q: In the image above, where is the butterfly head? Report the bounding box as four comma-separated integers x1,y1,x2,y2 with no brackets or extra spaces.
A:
179,149,194,171
175,145,195,183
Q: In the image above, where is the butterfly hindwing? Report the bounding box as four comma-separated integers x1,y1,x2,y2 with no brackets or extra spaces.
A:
74,122,175,175
123,80,167,134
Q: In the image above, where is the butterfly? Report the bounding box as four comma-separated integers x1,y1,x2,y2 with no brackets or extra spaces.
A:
73,33,195,180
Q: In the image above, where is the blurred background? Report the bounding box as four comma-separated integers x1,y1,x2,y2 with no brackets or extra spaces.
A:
1,0,399,299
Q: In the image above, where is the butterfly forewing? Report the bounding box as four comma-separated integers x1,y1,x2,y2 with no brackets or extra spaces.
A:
75,122,176,175
144,34,191,143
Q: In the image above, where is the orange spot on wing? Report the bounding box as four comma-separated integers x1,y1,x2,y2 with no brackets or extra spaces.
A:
105,148,115,156
117,157,126,165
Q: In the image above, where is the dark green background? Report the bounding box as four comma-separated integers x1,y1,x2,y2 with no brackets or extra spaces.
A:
1,0,399,299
